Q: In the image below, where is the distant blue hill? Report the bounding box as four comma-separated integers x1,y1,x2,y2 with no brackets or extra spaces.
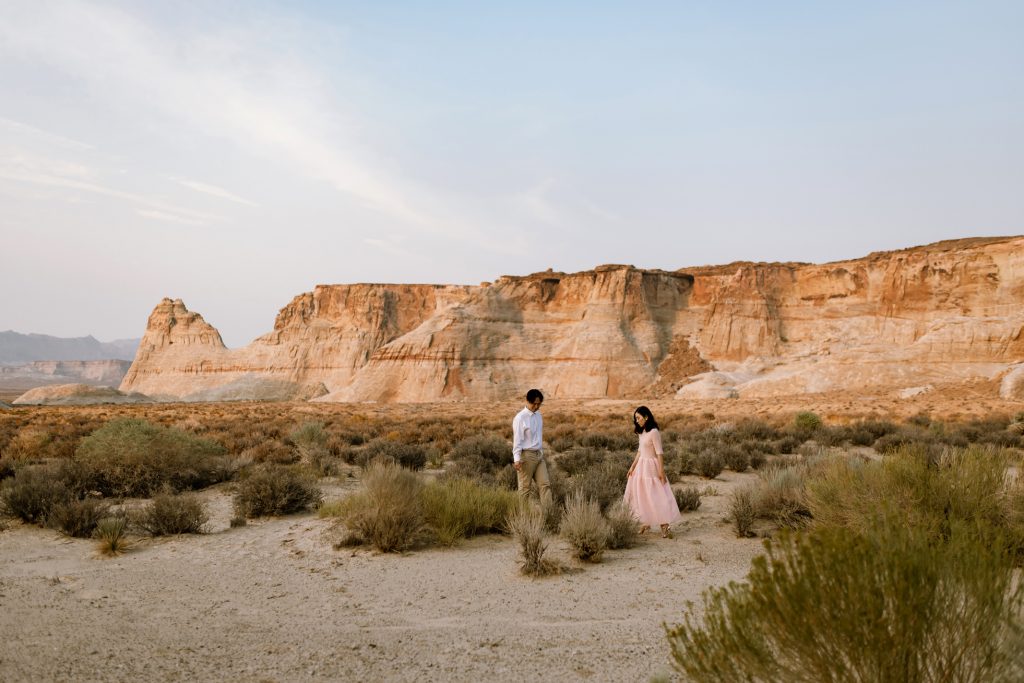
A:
0,331,141,363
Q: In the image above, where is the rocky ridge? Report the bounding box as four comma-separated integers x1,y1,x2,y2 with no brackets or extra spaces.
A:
119,236,1024,402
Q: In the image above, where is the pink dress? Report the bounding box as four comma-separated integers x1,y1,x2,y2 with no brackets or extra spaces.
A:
623,428,681,527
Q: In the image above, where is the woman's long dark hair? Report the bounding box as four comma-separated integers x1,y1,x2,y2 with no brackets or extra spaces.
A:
633,406,659,434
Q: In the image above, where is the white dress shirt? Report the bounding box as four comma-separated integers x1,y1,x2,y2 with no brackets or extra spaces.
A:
511,406,543,462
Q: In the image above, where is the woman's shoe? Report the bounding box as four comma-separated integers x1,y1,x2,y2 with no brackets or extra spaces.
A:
661,526,673,539
639,525,650,535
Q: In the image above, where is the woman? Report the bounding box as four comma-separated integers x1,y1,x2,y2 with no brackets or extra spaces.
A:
624,406,680,538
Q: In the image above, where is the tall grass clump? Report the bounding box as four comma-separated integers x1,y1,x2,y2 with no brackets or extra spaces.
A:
666,522,1024,682
94,516,130,556
288,420,334,474
135,491,209,535
559,493,611,562
336,460,425,552
76,418,230,497
233,465,322,518
422,477,518,546
506,503,564,577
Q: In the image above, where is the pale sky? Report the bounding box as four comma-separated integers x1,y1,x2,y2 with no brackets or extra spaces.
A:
1,1,1022,347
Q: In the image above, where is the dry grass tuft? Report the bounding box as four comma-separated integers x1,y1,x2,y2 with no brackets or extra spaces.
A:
507,503,565,577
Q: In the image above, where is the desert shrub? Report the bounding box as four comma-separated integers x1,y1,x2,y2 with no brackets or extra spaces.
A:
775,435,803,454
566,454,631,512
721,445,750,473
675,486,702,512
664,448,694,481
730,486,757,538
733,419,780,442
233,465,322,518
135,491,209,536
694,451,724,479
48,498,111,538
554,447,606,477
665,523,1024,682
748,451,767,470
288,420,336,473
238,439,297,465
753,464,813,529
578,431,635,451
450,433,509,469
507,503,563,577
792,411,822,433
94,516,130,556
336,460,425,552
560,493,611,562
605,501,642,550
422,477,517,546
806,445,1021,546
75,419,230,496
0,465,71,524
359,439,427,471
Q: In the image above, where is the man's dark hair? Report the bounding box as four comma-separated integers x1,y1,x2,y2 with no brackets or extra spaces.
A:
526,389,544,404
633,405,659,434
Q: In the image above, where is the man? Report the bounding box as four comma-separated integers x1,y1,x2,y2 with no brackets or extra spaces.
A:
512,388,551,506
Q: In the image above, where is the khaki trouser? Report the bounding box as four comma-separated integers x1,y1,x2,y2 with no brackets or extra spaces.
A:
517,449,552,507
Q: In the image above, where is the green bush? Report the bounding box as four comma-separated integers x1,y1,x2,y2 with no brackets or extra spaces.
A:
806,445,1020,545
336,460,424,552
48,498,111,538
559,493,610,562
76,419,230,497
666,523,1024,682
233,465,322,518
792,411,822,432
422,477,517,546
0,465,71,524
136,491,209,535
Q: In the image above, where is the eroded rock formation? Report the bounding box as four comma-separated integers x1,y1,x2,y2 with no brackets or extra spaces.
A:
120,236,1024,402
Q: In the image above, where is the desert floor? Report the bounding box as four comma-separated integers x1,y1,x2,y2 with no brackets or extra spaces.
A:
3,391,1023,682
0,469,762,683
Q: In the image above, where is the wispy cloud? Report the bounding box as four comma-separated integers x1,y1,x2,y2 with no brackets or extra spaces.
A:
0,159,219,226
0,1,491,244
174,179,259,207
0,117,95,151
136,209,208,226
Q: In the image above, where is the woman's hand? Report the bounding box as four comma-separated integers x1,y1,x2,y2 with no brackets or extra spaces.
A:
627,468,635,477
658,471,666,484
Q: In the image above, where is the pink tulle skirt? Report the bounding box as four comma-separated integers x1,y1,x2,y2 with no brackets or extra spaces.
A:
623,456,681,526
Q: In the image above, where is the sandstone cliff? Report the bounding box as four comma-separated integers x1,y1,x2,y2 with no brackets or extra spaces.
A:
120,237,1024,402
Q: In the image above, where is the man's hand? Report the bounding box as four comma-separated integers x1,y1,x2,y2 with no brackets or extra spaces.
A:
514,461,522,471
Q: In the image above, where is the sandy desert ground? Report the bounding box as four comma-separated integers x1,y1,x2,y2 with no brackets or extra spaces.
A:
2,390,1023,682
0,469,761,682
